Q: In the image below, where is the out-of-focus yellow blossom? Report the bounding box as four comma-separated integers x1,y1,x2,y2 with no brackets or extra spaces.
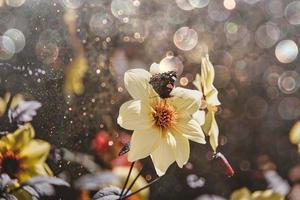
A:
0,93,24,117
0,124,52,183
114,166,149,200
64,55,88,96
230,187,284,200
193,54,221,152
289,121,300,154
118,69,205,176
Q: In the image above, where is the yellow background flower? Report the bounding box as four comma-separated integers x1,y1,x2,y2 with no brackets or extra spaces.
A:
230,187,284,200
0,93,24,117
193,54,221,152
0,124,52,183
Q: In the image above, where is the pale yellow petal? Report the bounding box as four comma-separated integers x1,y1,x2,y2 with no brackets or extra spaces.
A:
230,188,251,200
0,93,24,116
0,140,9,152
128,127,161,162
172,131,190,168
252,190,283,200
6,124,35,151
192,73,202,92
193,110,205,126
172,117,206,144
117,100,154,131
200,54,221,106
64,55,88,95
150,134,176,176
202,109,213,135
0,97,6,116
124,69,156,100
209,115,219,152
289,121,300,144
18,163,52,183
11,94,24,109
20,140,51,165
149,62,160,75
169,87,202,114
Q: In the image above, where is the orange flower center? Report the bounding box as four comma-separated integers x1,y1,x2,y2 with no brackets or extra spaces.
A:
152,102,177,130
0,151,22,178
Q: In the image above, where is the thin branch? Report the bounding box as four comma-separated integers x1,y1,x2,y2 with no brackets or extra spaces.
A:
122,165,144,197
4,94,13,115
120,177,161,200
119,161,135,198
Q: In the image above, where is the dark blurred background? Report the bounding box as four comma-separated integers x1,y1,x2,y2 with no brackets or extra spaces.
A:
1,0,300,199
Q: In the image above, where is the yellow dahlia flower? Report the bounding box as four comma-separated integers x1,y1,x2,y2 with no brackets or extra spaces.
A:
193,54,221,152
117,69,206,176
0,124,52,183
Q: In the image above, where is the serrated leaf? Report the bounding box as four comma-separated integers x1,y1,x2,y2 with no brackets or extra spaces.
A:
92,186,123,200
25,176,70,187
29,183,55,197
0,194,18,200
0,174,16,191
22,186,40,198
10,188,34,200
11,101,41,123
74,172,119,191
21,176,70,197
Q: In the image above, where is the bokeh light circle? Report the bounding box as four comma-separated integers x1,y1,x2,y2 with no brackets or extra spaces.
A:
0,35,15,60
4,28,25,53
173,27,198,51
159,55,184,76
264,0,284,19
5,0,25,7
60,0,84,9
223,0,236,10
255,23,280,49
35,41,59,64
180,77,189,86
285,1,300,25
111,0,138,20
243,0,260,5
263,66,283,87
214,65,231,88
188,0,210,8
176,0,194,10
278,71,300,94
208,0,231,22
211,50,233,66
245,96,268,119
275,40,298,63
89,13,114,37
278,97,300,120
